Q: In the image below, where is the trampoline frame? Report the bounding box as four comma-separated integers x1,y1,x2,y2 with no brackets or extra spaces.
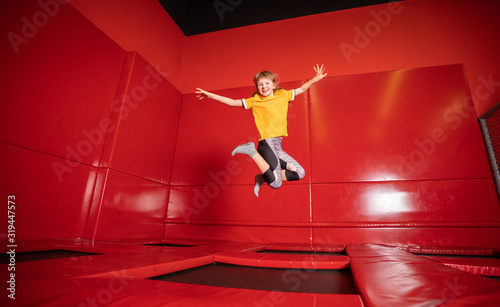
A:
479,101,500,201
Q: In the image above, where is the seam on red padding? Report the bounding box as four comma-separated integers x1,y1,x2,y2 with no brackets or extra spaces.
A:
214,251,350,269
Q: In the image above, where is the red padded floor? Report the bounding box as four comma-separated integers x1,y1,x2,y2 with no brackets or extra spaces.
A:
4,240,500,306
426,256,500,277
3,240,364,306
348,244,500,306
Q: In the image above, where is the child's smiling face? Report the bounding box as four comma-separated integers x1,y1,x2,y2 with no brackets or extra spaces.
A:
256,77,276,97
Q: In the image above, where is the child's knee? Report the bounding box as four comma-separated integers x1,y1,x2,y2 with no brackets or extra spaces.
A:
298,168,305,180
269,180,282,189
262,168,282,189
285,167,305,181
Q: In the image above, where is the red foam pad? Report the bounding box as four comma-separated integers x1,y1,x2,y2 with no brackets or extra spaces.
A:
348,244,500,306
265,243,346,253
19,277,364,306
387,244,495,255
427,256,500,277
14,249,215,281
215,251,350,269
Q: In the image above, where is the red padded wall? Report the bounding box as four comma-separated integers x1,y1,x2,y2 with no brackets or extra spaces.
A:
0,1,182,241
85,51,182,240
2,0,499,249
167,64,500,247
0,1,125,167
0,143,97,240
70,0,185,88
167,82,313,242
310,66,491,182
0,0,125,240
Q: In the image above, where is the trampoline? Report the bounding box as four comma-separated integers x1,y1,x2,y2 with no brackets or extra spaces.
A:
149,262,356,294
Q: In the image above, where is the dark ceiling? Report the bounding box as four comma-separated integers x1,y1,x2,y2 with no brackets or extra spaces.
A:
159,0,401,36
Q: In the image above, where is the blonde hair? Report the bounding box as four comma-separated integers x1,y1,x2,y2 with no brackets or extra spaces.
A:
252,71,284,96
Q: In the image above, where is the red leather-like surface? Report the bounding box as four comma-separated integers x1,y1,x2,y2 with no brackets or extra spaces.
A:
265,244,346,253
1,0,126,167
312,179,500,224
348,244,500,306
88,169,170,241
85,51,181,240
166,64,499,246
3,1,499,305
104,52,182,184
215,251,350,269
0,143,96,240
309,65,491,182
167,184,311,225
164,224,313,244
313,227,500,249
427,256,500,277
387,245,495,256
70,0,186,88
6,240,364,306
19,278,364,307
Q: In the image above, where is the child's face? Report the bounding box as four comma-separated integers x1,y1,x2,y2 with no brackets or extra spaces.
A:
256,77,276,97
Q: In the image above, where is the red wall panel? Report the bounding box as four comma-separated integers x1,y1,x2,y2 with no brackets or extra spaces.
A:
309,64,491,182
164,224,312,244
0,143,96,240
3,0,499,248
103,51,182,184
89,169,169,240
70,0,185,88
0,0,126,168
167,64,500,247
312,179,500,225
0,0,126,241
1,1,181,242
167,185,311,226
313,228,500,249
85,51,183,240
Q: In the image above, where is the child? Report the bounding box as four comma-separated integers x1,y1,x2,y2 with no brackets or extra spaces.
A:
196,65,327,197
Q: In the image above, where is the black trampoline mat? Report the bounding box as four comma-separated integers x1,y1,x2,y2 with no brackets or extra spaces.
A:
485,276,500,282
0,249,101,263
149,263,356,294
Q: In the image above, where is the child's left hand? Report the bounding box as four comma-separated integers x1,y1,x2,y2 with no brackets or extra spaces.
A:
313,64,327,82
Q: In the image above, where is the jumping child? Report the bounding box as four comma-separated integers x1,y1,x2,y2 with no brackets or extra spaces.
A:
196,65,327,197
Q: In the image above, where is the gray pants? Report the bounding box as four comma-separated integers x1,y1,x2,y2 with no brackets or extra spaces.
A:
257,137,305,189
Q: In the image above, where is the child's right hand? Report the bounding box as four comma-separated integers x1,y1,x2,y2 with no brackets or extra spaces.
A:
313,64,327,82
195,88,210,99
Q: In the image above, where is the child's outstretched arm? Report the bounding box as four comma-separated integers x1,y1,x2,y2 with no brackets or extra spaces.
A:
295,64,327,96
196,88,242,107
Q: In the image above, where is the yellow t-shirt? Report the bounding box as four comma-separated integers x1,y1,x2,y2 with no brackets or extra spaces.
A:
242,89,296,140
